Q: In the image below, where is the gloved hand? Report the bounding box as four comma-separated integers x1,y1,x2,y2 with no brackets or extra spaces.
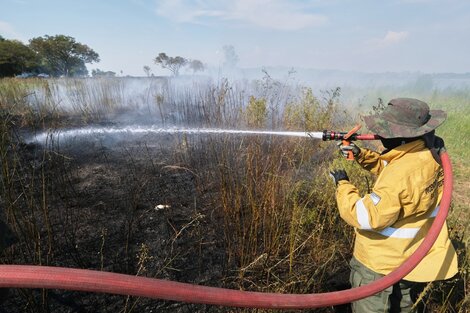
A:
337,142,360,159
433,135,446,155
329,169,349,185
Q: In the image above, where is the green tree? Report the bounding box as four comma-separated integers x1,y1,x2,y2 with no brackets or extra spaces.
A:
0,38,38,77
29,35,100,77
154,52,187,76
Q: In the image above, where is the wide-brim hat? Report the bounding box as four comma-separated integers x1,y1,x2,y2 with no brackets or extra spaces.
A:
363,98,447,138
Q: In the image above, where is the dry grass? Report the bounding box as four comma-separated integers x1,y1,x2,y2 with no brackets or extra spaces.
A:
0,76,468,312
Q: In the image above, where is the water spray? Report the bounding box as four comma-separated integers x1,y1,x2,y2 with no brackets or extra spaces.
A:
26,125,324,144
27,125,378,146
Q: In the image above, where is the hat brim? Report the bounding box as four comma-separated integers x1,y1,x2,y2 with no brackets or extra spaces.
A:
363,109,447,138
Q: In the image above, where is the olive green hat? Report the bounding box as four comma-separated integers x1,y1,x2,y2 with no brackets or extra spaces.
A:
363,98,447,138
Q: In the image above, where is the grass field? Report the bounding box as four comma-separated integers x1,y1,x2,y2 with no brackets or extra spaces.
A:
0,76,468,312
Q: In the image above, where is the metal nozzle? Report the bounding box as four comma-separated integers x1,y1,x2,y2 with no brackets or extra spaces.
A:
322,130,354,141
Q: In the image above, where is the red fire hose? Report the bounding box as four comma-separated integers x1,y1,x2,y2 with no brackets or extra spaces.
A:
0,152,453,309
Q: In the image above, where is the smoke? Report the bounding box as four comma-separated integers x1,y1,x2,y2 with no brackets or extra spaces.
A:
21,69,470,149
21,73,304,148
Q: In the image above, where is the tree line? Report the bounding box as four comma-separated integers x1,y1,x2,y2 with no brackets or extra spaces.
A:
1,33,237,78
148,45,238,76
0,35,99,78
147,52,204,77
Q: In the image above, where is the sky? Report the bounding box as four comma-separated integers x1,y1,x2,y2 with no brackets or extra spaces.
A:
1,0,470,76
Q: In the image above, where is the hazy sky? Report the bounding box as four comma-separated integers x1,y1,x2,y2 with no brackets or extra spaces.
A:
1,0,470,76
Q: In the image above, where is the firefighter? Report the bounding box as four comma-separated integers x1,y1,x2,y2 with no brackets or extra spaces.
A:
329,98,458,312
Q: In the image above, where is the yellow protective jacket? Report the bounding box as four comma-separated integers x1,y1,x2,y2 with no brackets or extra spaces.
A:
336,139,458,282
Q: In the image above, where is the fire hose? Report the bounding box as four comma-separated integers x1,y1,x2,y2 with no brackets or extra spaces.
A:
0,128,454,309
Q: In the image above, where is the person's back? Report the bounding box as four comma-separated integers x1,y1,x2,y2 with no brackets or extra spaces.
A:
329,98,458,312
339,139,457,282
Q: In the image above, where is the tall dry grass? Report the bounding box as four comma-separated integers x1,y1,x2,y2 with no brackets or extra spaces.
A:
0,75,468,312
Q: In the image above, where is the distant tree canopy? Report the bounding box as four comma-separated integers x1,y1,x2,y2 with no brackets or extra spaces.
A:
91,69,116,77
188,59,204,74
153,52,204,76
143,65,151,77
29,35,100,77
0,34,100,77
154,53,187,76
0,37,39,77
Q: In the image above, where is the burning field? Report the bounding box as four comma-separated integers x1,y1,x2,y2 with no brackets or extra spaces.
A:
0,76,468,312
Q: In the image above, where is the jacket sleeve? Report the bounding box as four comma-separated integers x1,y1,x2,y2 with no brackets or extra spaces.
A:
335,178,402,230
356,148,385,175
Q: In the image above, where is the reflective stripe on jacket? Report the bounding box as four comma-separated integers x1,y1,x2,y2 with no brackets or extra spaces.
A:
336,140,458,282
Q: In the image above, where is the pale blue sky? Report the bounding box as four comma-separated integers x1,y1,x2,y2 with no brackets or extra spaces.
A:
1,0,470,76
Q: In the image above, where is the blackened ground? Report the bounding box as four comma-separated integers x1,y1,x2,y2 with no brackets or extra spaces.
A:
0,129,363,313
0,133,231,313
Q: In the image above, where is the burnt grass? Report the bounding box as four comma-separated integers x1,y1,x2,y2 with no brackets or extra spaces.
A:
2,126,465,313
1,131,234,313
1,127,354,313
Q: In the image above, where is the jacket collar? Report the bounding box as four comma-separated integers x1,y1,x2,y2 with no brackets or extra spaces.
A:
380,139,426,163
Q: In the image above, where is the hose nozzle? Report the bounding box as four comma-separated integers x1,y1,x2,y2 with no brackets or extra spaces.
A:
322,125,362,160
322,126,379,142
322,124,362,142
322,130,357,141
